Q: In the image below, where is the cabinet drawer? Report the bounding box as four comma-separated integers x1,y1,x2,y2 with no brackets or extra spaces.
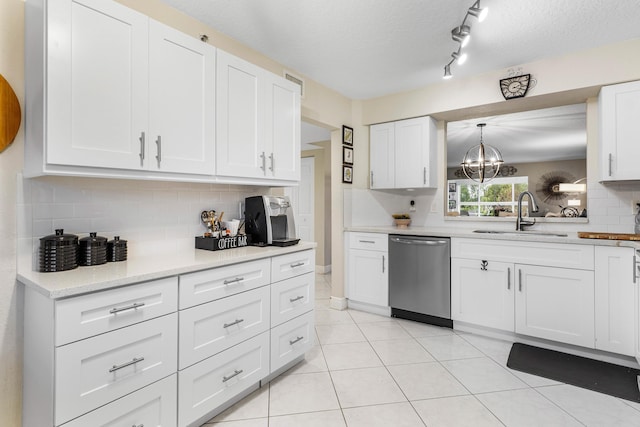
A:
179,258,271,309
179,286,270,369
270,311,315,373
55,314,178,425
271,249,315,283
348,232,388,251
451,238,594,270
271,272,315,327
178,332,270,427
62,374,177,427
55,277,178,346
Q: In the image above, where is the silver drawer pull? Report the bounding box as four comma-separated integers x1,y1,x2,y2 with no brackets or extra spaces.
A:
289,336,304,345
223,277,244,285
109,302,145,315
223,318,245,328
359,240,375,244
289,295,304,303
109,357,144,373
290,262,305,268
132,424,144,427
222,369,243,382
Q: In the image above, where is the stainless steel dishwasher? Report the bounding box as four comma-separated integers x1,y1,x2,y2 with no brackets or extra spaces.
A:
389,235,452,328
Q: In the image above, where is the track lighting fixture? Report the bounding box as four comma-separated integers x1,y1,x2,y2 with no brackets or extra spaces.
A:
441,0,488,79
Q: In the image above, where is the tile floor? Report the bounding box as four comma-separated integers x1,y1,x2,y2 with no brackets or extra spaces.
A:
203,273,640,426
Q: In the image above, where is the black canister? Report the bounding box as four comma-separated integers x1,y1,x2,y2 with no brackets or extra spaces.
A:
107,236,128,262
78,232,108,266
39,229,79,272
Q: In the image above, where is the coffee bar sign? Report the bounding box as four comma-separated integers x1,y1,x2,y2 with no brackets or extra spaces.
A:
195,234,251,251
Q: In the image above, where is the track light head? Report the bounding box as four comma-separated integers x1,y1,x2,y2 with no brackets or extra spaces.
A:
443,64,453,79
468,1,488,22
452,50,468,65
451,25,471,48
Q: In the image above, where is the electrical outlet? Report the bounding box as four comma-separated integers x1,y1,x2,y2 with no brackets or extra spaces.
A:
430,200,438,213
409,200,416,212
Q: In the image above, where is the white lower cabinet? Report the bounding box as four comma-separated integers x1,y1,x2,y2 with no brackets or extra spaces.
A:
451,258,514,331
55,313,178,425
515,264,595,348
345,232,388,308
178,332,270,427
270,310,315,372
594,246,637,356
62,374,177,427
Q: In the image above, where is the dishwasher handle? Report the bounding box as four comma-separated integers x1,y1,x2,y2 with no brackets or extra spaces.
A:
390,237,448,246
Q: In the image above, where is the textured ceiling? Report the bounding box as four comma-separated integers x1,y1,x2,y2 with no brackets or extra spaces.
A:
159,0,640,100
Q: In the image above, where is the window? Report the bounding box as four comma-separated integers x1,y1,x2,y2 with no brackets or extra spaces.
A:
448,177,528,216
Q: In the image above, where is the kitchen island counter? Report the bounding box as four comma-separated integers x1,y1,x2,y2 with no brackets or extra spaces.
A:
19,242,317,299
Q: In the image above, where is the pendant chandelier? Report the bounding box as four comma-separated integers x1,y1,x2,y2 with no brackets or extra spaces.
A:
460,123,504,183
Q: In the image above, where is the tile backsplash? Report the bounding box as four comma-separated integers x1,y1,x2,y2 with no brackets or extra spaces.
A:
17,175,270,272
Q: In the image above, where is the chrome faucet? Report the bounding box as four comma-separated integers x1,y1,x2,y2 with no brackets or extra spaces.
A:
516,191,539,231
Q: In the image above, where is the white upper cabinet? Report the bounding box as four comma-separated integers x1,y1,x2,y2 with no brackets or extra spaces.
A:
43,0,150,171
27,0,216,179
369,116,437,189
216,50,300,183
148,20,215,175
599,80,640,182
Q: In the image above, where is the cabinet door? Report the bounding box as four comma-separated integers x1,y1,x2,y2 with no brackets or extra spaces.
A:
451,258,514,332
369,122,395,189
600,80,640,181
394,117,437,188
47,0,148,170
216,50,265,178
347,249,388,307
149,20,215,175
594,246,636,356
265,76,301,181
515,265,594,348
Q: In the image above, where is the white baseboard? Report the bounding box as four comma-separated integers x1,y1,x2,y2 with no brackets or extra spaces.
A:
346,300,391,317
315,264,332,274
329,296,348,310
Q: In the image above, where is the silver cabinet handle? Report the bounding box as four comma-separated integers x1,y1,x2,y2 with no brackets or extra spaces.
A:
359,240,375,244
634,255,637,284
109,356,144,373
110,302,145,314
423,166,427,185
507,267,511,290
289,295,304,303
139,131,145,166
370,171,374,187
223,318,244,328
480,260,488,271
608,153,613,177
382,255,385,273
289,336,304,345
260,152,266,172
132,424,144,427
390,237,447,246
518,269,522,291
269,152,274,172
223,277,244,285
222,369,243,382
290,262,305,268
155,135,162,167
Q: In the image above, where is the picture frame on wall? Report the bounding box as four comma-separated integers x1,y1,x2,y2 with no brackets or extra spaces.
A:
449,200,457,210
343,146,354,165
342,165,353,184
448,182,457,192
342,125,353,146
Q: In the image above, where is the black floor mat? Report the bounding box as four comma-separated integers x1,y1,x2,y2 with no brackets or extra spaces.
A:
507,342,640,403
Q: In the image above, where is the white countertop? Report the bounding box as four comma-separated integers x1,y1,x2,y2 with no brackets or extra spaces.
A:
19,242,317,299
345,226,640,248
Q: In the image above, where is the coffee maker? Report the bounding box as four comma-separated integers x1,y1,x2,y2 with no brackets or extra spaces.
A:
244,195,299,246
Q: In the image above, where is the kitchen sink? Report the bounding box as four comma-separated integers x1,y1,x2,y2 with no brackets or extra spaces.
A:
473,229,568,237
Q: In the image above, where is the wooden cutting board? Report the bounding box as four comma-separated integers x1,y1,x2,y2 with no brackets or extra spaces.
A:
0,73,21,153
578,231,640,241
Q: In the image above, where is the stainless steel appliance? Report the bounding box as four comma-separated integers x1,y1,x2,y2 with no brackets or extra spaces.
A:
389,235,452,328
244,195,299,246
